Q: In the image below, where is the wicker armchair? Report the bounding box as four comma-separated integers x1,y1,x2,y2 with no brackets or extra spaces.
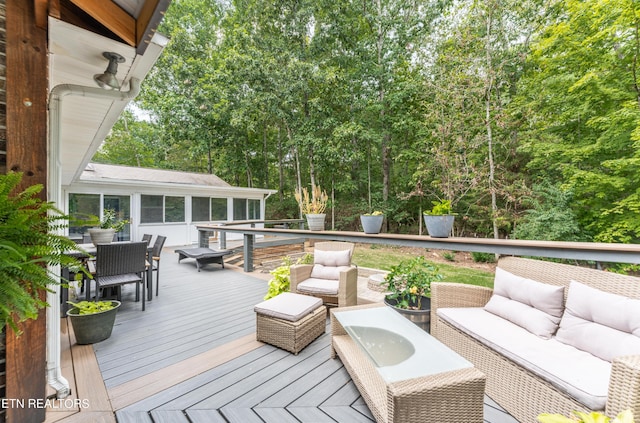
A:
290,241,358,308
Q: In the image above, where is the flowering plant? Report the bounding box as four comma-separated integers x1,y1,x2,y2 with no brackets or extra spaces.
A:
537,410,634,423
384,256,443,309
362,210,384,216
295,184,328,215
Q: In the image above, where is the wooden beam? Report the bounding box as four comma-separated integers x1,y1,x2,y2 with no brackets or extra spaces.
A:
34,0,48,28
68,0,136,46
5,0,49,414
49,0,61,19
136,0,171,55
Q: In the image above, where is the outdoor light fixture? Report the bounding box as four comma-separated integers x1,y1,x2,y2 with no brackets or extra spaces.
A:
93,52,126,90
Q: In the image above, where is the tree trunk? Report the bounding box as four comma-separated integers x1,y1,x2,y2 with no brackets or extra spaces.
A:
278,126,284,201
484,8,499,239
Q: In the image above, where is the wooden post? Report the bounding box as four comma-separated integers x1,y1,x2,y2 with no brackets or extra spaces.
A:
5,1,48,422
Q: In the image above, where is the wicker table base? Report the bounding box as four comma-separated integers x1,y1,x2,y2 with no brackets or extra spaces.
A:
256,305,326,355
331,304,486,423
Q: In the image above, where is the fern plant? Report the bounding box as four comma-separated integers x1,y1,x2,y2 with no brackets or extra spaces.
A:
0,172,82,334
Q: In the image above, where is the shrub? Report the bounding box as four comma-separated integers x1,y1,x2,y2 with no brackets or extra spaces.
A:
471,252,496,263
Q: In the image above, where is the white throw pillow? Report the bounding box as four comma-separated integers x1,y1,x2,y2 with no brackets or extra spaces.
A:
310,264,350,280
556,280,640,362
313,249,351,267
484,267,565,339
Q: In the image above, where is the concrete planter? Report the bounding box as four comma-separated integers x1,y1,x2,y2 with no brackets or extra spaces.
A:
88,228,116,246
423,214,455,238
360,214,384,234
384,296,431,333
305,213,326,231
66,301,121,344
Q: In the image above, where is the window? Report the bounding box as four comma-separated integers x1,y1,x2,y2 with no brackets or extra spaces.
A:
233,198,247,220
192,197,210,222
69,194,100,239
142,195,185,223
141,195,163,223
210,198,227,220
68,193,131,241
248,199,261,220
165,196,185,222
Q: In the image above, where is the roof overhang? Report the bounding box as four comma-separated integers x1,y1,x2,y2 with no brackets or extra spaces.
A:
49,18,168,186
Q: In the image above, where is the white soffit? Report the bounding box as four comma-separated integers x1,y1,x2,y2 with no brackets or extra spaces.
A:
48,18,168,186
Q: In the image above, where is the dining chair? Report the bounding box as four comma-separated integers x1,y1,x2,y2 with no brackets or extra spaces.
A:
150,235,167,296
92,241,149,310
142,233,153,246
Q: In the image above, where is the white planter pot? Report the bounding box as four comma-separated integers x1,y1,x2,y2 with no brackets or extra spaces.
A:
88,228,116,246
305,214,326,231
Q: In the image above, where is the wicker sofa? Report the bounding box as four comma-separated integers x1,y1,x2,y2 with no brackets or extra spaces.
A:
431,256,640,423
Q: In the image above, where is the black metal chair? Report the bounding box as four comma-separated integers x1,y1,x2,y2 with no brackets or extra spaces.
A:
92,242,149,310
150,235,166,296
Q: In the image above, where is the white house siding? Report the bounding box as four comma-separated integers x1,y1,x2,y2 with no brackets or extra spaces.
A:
64,164,276,247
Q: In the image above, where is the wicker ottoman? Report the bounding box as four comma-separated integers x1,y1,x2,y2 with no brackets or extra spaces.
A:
254,292,326,355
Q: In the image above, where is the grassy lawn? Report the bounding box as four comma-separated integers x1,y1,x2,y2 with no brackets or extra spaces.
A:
352,244,495,288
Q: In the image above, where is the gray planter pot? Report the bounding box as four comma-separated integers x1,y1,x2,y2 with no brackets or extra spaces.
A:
88,228,116,246
423,214,455,238
384,296,431,332
305,213,326,231
360,214,384,234
66,301,121,344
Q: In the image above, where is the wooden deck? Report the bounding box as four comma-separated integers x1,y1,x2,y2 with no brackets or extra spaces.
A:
46,246,519,423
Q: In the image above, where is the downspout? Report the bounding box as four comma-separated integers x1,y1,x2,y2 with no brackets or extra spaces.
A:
46,78,141,398
263,191,274,221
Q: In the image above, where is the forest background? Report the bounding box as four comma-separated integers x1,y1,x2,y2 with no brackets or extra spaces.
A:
94,0,640,244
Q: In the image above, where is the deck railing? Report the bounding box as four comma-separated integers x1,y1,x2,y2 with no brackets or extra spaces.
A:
197,224,640,272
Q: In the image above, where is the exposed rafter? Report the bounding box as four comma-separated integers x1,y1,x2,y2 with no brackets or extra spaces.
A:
69,0,136,46
34,0,171,55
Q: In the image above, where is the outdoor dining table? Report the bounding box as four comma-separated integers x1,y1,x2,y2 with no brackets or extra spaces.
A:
61,242,154,316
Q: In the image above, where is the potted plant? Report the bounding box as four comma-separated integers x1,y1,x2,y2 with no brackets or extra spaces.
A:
537,410,634,423
0,172,83,334
66,300,121,344
383,256,443,332
360,210,384,234
295,184,328,231
87,209,129,246
423,199,455,238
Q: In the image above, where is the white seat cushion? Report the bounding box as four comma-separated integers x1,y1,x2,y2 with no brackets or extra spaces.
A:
438,307,610,410
254,292,323,322
296,278,339,295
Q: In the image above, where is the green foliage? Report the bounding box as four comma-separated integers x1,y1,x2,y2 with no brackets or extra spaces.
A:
442,251,456,262
513,184,585,242
93,0,640,245
264,254,313,300
423,200,453,216
471,252,496,263
67,301,117,315
537,409,634,423
384,256,443,309
0,172,83,334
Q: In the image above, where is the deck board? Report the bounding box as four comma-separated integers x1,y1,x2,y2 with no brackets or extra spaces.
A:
50,245,520,423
